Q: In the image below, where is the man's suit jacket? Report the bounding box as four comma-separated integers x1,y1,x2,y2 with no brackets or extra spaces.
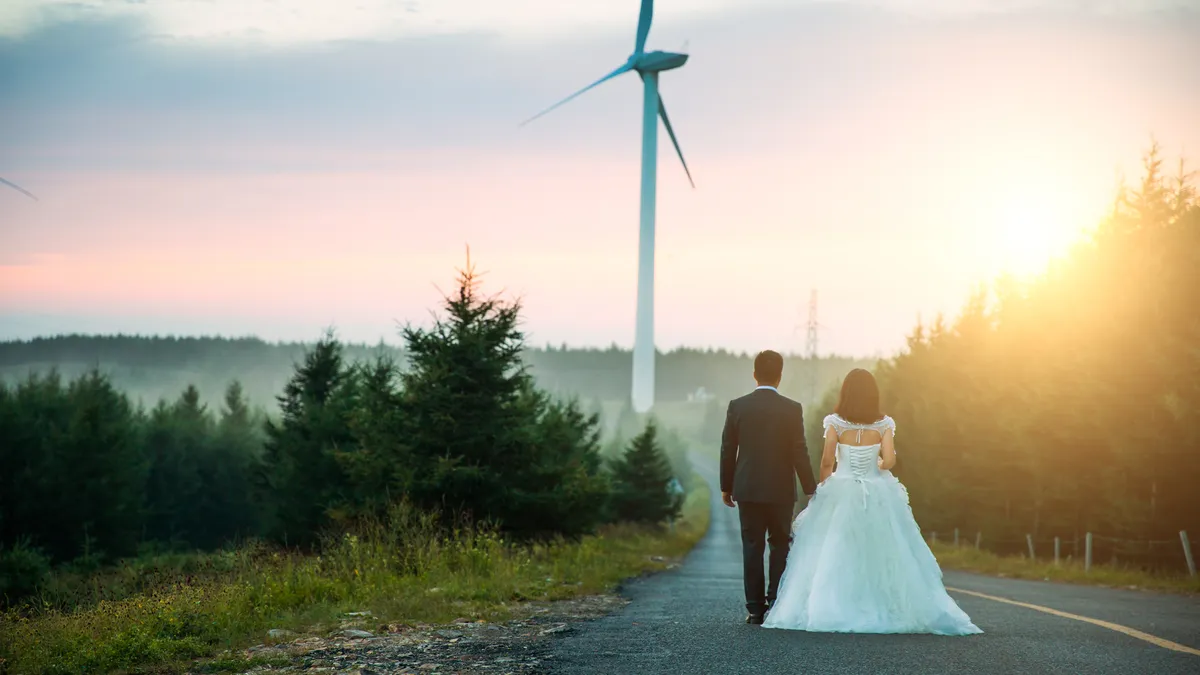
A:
720,388,818,504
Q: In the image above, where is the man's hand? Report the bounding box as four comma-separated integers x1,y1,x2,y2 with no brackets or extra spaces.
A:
722,491,736,508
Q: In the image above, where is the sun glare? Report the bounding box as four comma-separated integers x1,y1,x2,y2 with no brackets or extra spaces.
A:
992,195,1082,279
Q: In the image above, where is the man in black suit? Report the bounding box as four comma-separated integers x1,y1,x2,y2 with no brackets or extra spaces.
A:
720,350,817,624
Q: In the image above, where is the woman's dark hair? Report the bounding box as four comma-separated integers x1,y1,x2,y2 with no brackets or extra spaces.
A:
834,368,884,424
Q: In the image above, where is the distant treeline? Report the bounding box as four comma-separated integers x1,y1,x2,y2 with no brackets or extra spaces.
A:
0,335,871,411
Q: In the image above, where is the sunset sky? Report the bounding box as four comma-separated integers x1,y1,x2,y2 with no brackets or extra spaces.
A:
2,0,1198,356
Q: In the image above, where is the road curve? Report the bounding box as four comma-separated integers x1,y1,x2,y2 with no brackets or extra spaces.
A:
549,462,1200,674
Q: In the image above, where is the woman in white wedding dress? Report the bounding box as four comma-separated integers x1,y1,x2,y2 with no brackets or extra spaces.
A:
763,369,981,635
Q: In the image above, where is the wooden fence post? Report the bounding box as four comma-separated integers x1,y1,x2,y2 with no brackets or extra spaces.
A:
953,528,960,546
1085,532,1093,573
1182,531,1196,577
1054,537,1061,566
1026,534,1036,561
974,531,982,550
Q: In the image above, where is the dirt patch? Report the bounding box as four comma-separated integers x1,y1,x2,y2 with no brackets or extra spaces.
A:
204,595,629,675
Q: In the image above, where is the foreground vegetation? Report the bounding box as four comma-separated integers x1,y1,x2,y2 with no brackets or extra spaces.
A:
0,483,709,674
930,541,1200,596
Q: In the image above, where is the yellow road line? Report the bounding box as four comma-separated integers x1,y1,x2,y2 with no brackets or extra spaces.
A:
946,587,1200,657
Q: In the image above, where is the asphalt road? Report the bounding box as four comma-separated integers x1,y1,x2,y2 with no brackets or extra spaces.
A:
549,463,1200,674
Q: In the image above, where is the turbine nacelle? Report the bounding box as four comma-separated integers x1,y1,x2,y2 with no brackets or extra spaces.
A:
630,50,688,73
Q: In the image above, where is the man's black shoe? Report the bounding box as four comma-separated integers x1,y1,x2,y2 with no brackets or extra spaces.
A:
746,613,765,625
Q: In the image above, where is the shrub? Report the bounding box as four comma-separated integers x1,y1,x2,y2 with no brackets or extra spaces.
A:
0,539,51,606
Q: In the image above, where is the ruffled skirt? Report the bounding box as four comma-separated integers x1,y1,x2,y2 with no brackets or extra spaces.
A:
763,471,982,635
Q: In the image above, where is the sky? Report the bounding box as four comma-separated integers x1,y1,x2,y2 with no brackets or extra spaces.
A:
1,0,1198,357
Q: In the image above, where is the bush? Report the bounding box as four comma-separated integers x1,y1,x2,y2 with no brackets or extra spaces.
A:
0,539,51,605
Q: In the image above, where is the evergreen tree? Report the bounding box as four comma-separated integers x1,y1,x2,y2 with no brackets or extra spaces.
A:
609,420,683,525
517,397,611,536
0,378,26,554
143,387,209,546
1,371,147,564
394,257,609,538
210,380,263,542
335,357,408,518
260,331,358,548
43,371,147,561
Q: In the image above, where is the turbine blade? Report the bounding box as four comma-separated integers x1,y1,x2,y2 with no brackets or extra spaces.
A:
657,94,694,188
0,177,37,201
635,0,654,54
519,63,633,127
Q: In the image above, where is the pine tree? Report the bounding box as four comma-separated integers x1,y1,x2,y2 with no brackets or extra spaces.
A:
394,255,609,538
210,380,262,542
48,370,147,561
609,420,683,525
260,330,358,548
143,388,207,546
517,397,611,537
335,356,408,518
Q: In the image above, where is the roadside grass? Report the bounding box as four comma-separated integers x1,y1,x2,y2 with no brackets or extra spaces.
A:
0,482,710,675
930,541,1200,595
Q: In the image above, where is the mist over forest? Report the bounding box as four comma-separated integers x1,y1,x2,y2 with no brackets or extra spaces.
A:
0,334,870,437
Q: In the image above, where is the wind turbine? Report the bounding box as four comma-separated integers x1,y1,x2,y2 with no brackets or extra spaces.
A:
0,177,37,201
521,0,693,414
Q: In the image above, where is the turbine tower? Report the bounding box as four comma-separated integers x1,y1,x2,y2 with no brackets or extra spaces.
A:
0,177,37,201
521,0,694,413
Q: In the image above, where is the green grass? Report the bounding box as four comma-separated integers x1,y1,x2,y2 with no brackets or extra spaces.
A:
0,483,710,675
930,541,1200,595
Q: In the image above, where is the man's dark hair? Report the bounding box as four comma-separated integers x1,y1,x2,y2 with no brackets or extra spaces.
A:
753,350,784,384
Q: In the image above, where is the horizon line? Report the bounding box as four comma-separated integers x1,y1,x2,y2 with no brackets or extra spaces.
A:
0,332,887,361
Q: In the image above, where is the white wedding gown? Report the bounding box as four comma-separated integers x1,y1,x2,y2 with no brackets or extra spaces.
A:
763,414,982,635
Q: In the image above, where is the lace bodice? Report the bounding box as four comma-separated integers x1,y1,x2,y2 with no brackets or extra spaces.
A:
823,414,896,480
822,414,895,445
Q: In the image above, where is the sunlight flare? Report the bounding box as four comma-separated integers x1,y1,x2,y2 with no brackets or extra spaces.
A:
992,192,1085,279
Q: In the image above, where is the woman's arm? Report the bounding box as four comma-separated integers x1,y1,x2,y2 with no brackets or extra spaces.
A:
879,428,897,470
819,426,838,483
